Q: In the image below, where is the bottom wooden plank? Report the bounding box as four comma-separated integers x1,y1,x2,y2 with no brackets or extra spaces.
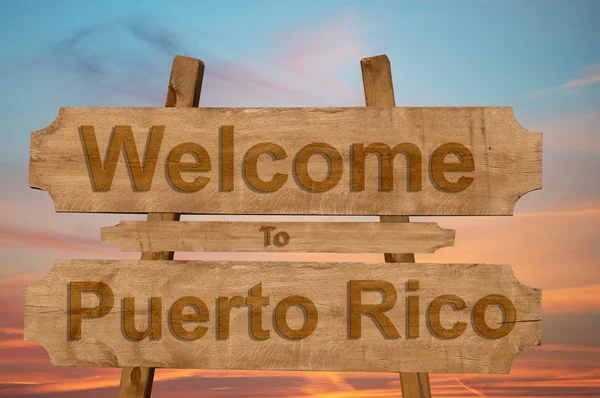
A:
25,260,541,374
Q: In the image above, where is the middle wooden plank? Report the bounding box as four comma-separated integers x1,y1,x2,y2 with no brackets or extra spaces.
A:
101,221,455,253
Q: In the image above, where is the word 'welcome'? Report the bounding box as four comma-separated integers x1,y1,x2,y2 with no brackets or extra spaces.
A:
81,125,475,193
69,280,516,342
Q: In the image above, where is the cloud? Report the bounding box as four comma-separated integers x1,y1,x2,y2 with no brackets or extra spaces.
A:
417,200,600,290
529,63,600,97
0,274,42,296
0,345,598,396
544,284,600,315
560,63,600,90
9,12,368,108
6,16,303,107
454,377,487,397
271,9,366,104
543,312,600,347
0,223,121,257
524,111,600,152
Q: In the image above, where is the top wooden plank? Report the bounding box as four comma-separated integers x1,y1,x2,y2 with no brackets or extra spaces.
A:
29,107,541,215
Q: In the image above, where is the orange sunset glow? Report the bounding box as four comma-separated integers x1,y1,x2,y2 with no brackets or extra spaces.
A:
1,0,599,397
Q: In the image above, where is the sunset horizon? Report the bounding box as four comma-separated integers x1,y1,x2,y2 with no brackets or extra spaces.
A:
1,0,599,397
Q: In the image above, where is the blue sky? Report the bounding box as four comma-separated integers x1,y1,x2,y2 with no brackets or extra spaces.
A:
0,0,598,164
0,0,597,248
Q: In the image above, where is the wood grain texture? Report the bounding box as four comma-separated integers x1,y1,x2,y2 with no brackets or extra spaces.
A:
400,373,432,398
29,107,542,215
362,54,427,396
24,260,541,374
101,221,455,253
118,55,204,398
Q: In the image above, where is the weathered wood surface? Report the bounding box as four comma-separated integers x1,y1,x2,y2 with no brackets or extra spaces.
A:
362,54,431,397
118,55,205,398
29,106,542,215
101,221,455,253
25,260,541,374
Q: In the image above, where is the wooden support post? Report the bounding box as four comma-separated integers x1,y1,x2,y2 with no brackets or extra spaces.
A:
117,55,204,398
361,55,432,398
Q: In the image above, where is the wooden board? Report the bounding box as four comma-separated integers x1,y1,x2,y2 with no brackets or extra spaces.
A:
24,260,541,374
101,221,455,253
29,106,542,215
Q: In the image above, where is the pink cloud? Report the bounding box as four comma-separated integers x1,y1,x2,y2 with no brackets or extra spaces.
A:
1,346,598,396
0,223,141,261
529,63,600,97
270,9,366,105
525,111,599,151
560,63,600,90
543,284,600,315
0,274,42,296
0,224,103,254
417,200,600,290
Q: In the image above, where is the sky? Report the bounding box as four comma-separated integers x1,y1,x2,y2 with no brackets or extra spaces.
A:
0,0,599,397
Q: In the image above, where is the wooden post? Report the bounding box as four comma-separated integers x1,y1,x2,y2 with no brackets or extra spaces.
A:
116,53,428,397
117,55,204,398
361,55,432,398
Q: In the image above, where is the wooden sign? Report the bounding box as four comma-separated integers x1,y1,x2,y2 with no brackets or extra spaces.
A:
29,107,541,215
25,260,541,374
101,221,455,253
